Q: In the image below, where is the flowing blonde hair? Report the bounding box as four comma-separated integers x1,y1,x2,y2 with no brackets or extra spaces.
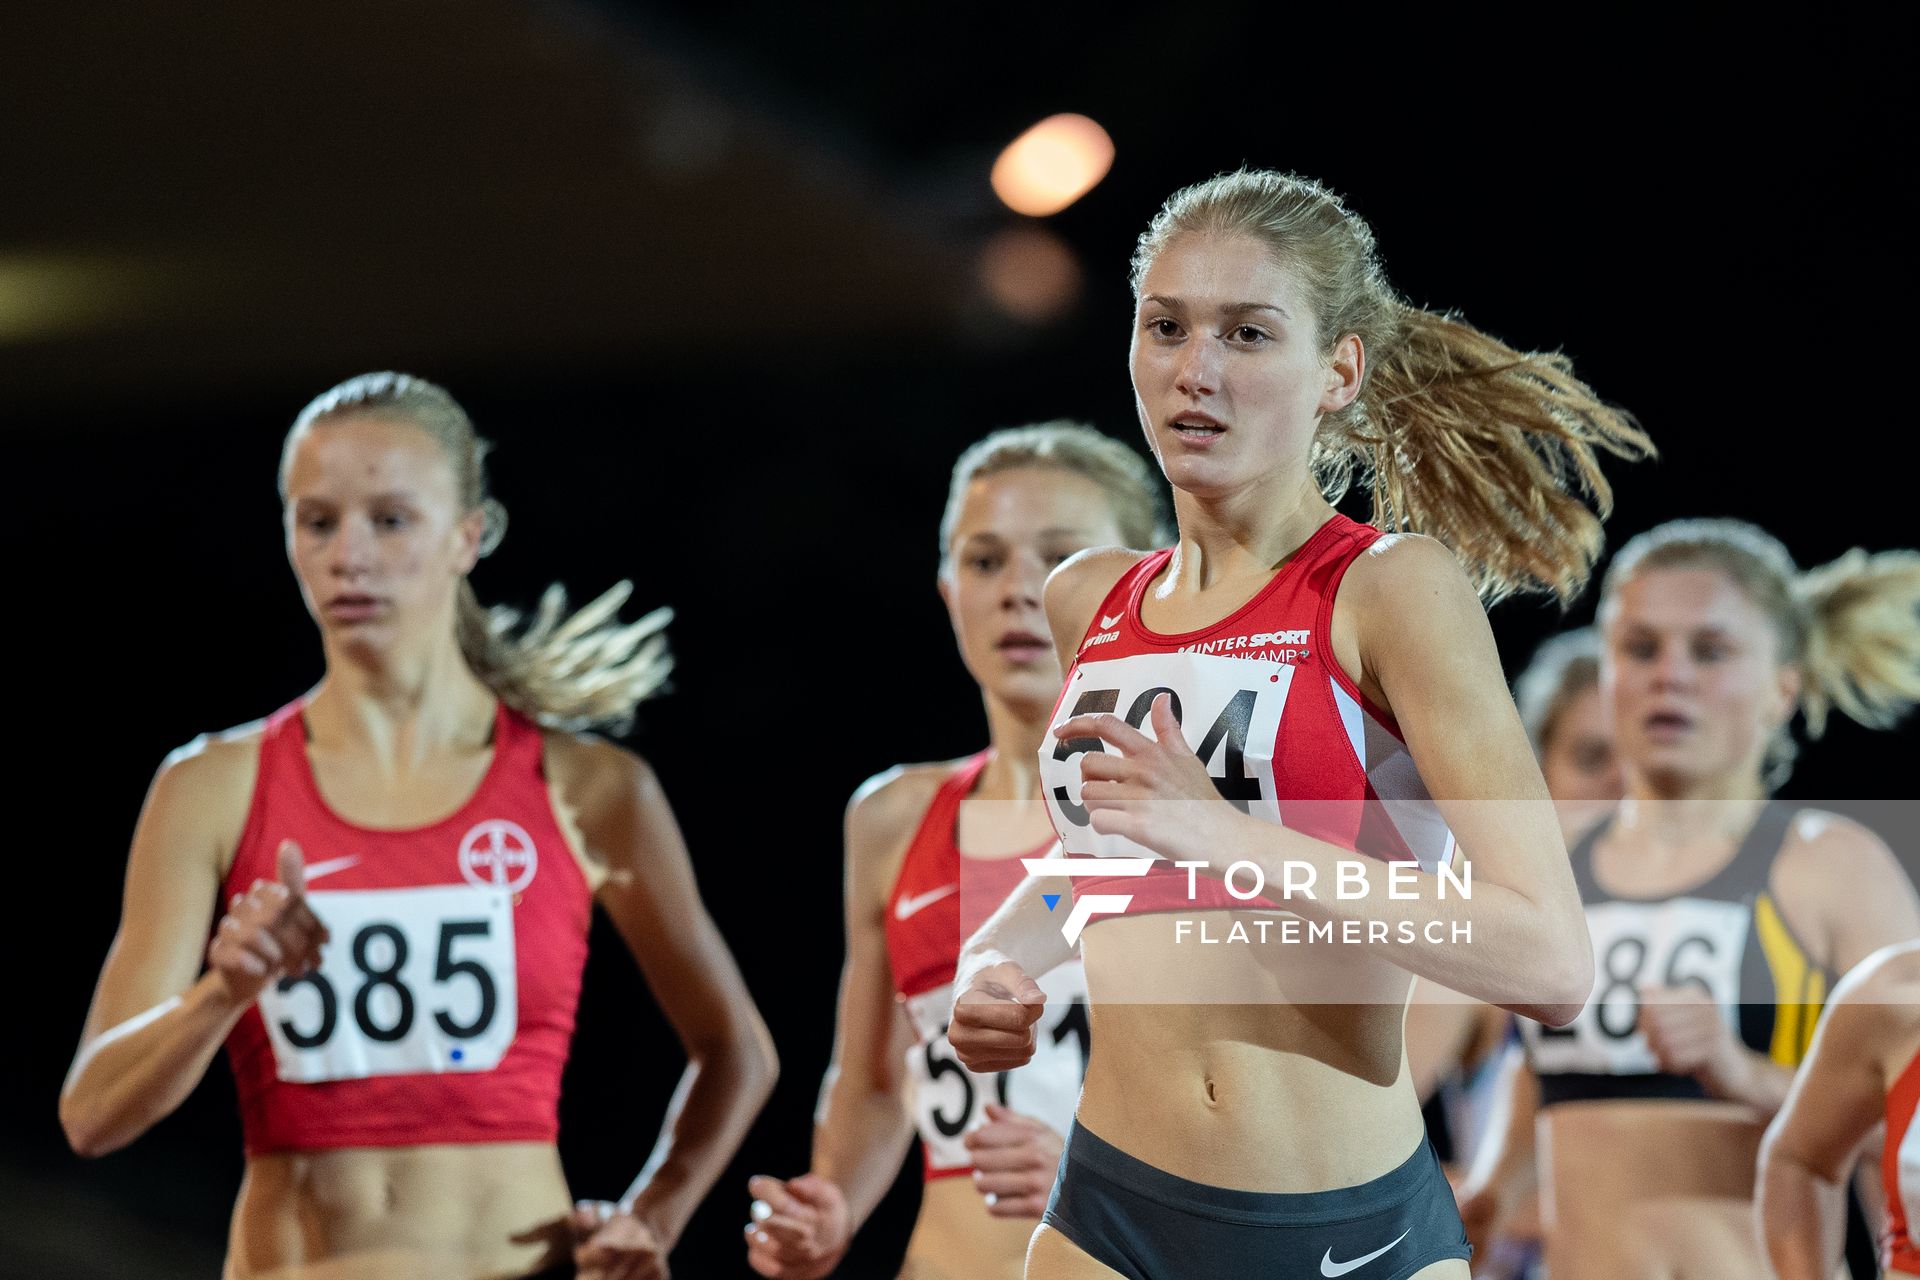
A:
1132,170,1655,604
938,421,1169,562
282,372,671,734
1600,518,1920,787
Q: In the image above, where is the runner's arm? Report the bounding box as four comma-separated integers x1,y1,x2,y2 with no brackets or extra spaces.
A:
61,739,274,1155
581,744,779,1251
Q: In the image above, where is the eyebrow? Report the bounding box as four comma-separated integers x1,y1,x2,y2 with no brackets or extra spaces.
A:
960,527,1100,543
1141,294,1290,320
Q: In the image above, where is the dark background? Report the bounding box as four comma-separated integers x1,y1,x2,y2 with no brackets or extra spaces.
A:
4,5,1915,1276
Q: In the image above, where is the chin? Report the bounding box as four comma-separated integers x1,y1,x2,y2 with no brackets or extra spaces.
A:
988,668,1064,713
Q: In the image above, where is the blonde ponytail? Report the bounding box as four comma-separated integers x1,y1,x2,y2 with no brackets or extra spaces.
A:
1795,548,1920,737
1133,170,1653,603
455,580,672,735
1333,306,1651,603
287,372,672,734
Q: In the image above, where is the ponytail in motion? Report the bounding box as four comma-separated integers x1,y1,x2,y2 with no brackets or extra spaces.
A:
283,373,671,734
1132,170,1655,603
1600,518,1920,786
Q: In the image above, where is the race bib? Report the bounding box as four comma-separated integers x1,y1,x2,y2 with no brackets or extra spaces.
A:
1042,651,1291,859
903,961,1090,1172
258,885,517,1083
1525,897,1747,1075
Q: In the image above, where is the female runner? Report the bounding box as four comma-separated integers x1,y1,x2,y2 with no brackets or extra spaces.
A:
950,169,1652,1279
1503,519,1920,1278
746,424,1166,1280
1760,940,1920,1278
60,373,778,1279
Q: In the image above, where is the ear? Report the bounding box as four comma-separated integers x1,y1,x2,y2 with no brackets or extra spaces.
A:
936,566,956,612
453,506,487,575
1772,662,1804,729
1320,333,1365,415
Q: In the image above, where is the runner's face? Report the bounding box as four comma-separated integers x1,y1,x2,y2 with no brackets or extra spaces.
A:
1540,684,1623,831
282,414,483,657
940,467,1125,712
1601,567,1798,792
1129,232,1356,500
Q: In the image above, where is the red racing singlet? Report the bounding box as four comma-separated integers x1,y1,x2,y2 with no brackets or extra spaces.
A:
1039,515,1458,916
883,752,1089,1179
221,699,592,1155
1885,1047,1920,1274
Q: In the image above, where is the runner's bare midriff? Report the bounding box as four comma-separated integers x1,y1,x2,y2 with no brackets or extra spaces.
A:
901,1176,1039,1280
1540,1100,1774,1280
227,1142,573,1280
1073,911,1426,1193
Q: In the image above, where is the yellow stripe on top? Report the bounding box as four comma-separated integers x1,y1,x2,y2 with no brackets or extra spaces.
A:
1754,891,1828,1066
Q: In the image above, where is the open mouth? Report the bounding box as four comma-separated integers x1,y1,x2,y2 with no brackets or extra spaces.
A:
1170,413,1226,441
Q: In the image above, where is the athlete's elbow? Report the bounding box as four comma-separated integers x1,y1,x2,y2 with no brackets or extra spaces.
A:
733,1012,780,1106
58,1097,125,1160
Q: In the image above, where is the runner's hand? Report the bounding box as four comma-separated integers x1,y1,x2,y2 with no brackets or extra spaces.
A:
964,1104,1063,1218
744,1173,848,1279
950,961,1046,1072
572,1200,669,1280
206,840,329,1005
1057,693,1244,864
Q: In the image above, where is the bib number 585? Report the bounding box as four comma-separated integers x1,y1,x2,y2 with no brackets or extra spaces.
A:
277,918,499,1047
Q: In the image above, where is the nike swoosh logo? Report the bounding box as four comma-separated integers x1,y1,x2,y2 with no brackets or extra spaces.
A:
894,883,958,920
1321,1229,1409,1277
1099,613,1124,629
302,854,363,882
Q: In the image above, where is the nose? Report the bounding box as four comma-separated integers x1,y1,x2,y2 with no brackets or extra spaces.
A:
1646,641,1695,693
1002,551,1047,611
1174,333,1221,399
329,515,376,580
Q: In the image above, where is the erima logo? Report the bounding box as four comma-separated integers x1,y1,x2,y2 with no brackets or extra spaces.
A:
1081,631,1120,651
1099,612,1124,629
1020,856,1154,943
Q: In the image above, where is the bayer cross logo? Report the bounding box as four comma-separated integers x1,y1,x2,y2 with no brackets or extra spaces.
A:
458,819,539,893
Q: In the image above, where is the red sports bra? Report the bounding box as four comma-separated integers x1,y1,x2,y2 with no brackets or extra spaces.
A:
221,699,592,1155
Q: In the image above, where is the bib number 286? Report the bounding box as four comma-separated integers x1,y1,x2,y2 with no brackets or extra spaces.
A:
258,885,518,1083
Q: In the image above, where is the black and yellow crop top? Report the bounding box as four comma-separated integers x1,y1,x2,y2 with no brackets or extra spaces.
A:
1522,804,1833,1107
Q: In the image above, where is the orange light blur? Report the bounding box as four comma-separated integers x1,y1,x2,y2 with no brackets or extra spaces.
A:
990,114,1114,217
979,227,1081,324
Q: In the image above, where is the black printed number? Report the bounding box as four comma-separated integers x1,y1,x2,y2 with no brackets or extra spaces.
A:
1050,997,1091,1071
352,924,414,1042
1053,686,1264,823
276,919,498,1049
433,921,498,1038
1563,932,1718,1041
1051,689,1119,825
924,1038,1010,1139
